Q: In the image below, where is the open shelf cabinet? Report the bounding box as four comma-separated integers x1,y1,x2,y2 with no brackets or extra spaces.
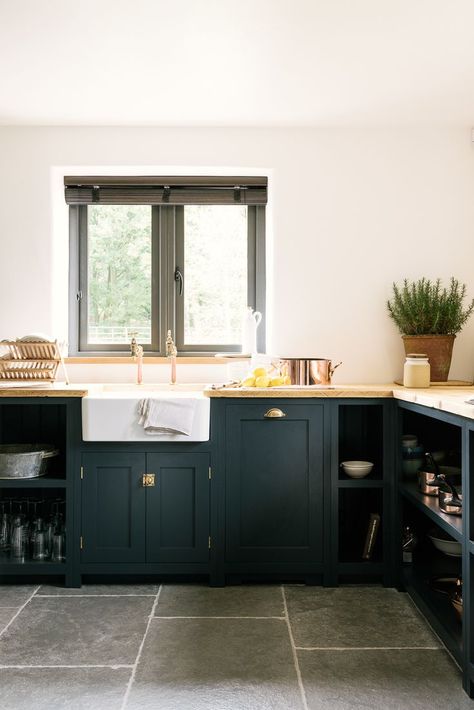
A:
403,562,462,665
331,399,393,584
397,401,473,698
401,482,462,542
0,398,81,585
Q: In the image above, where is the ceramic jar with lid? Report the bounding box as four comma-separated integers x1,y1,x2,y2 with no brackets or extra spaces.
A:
403,353,430,388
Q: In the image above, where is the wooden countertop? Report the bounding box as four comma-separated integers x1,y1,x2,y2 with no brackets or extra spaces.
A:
205,384,395,398
392,385,474,419
206,383,474,420
0,383,88,397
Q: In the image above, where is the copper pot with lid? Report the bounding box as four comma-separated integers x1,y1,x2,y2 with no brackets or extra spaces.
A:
278,358,342,386
418,465,461,496
438,485,462,516
418,453,462,514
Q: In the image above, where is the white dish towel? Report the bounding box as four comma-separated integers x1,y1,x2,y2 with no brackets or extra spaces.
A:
138,398,197,436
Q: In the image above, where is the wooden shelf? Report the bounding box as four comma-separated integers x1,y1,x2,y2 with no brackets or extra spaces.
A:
0,557,66,575
403,564,462,665
401,482,463,542
338,479,384,488
0,476,67,489
337,562,384,574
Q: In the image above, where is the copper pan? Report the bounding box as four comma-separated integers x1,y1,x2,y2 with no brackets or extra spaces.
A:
279,358,342,386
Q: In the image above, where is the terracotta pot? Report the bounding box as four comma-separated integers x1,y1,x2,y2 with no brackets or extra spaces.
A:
402,335,455,382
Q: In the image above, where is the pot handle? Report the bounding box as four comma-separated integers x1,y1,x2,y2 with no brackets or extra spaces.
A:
329,361,342,377
435,472,462,503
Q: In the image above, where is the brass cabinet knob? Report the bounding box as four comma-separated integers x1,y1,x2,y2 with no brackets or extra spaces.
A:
142,473,156,487
264,408,286,418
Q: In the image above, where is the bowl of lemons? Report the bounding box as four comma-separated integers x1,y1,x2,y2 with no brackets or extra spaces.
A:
240,366,292,389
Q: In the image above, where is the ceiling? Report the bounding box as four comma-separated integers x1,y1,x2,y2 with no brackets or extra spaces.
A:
1,0,474,126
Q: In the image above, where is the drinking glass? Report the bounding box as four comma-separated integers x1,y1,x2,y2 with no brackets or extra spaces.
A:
10,520,27,561
0,500,11,552
51,530,65,562
32,528,48,561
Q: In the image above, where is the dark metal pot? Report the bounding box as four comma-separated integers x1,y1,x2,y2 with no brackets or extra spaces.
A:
278,358,342,386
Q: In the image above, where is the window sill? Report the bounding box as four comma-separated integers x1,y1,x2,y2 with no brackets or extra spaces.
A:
64,356,250,365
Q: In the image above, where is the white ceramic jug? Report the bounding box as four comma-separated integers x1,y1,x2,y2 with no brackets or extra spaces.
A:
241,307,262,354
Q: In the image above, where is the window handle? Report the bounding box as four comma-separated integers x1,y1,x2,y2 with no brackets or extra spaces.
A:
174,268,184,296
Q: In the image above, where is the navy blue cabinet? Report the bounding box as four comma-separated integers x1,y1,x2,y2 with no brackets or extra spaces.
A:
81,452,146,564
146,453,210,563
224,403,325,566
81,451,210,565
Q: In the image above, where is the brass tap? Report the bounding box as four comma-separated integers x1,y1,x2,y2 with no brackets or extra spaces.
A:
130,332,144,385
130,333,144,359
166,330,177,358
166,330,177,385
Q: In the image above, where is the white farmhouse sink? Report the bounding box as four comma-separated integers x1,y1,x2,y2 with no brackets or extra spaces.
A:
82,384,210,442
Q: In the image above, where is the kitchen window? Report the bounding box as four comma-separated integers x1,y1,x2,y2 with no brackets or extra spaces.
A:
66,176,266,355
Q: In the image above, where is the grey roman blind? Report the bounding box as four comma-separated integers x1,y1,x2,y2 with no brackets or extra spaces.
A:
64,175,268,206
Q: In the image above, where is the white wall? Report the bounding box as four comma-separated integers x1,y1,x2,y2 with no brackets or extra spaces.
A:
0,126,474,383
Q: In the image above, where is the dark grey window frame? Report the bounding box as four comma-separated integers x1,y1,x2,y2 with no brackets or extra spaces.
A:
68,204,265,356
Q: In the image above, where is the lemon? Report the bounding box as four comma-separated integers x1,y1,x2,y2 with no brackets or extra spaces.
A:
241,376,256,387
255,375,270,388
269,376,284,387
283,375,292,385
253,367,267,378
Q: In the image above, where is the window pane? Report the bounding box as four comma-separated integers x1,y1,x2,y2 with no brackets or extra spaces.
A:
184,205,247,345
87,205,152,344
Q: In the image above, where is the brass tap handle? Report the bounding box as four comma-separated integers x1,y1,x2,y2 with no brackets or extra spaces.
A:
130,333,143,357
166,330,177,358
142,473,156,487
264,408,286,419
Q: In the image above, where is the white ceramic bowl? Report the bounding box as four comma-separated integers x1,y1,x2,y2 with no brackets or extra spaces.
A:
428,532,462,558
340,460,374,478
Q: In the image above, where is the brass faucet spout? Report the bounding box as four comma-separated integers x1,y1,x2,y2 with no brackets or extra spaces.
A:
130,333,144,385
166,330,177,384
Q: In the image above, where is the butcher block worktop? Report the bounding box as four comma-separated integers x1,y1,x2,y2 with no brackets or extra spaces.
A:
0,383,88,397
206,383,474,419
205,384,395,398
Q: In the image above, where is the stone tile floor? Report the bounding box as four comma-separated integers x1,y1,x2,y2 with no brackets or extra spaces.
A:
0,584,470,709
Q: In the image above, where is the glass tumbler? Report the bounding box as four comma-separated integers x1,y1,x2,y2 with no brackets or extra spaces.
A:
51,531,65,562
0,500,11,552
32,528,48,561
10,520,27,561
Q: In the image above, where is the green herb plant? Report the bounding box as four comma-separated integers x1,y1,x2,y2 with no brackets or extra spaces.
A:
387,278,474,336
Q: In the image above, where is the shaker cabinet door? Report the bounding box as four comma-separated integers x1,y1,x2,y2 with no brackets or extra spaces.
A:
225,403,324,563
145,453,210,563
81,452,146,564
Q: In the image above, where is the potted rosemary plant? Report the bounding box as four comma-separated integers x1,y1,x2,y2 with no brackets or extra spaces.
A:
387,278,474,381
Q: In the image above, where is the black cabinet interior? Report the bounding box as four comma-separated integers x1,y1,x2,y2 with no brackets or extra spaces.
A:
338,488,383,563
0,403,67,480
0,400,76,578
338,404,384,480
401,409,461,464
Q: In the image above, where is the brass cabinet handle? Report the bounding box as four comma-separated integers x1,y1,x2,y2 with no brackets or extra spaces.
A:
142,473,156,487
264,408,286,419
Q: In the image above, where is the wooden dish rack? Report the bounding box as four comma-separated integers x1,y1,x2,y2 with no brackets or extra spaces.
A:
0,341,69,383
